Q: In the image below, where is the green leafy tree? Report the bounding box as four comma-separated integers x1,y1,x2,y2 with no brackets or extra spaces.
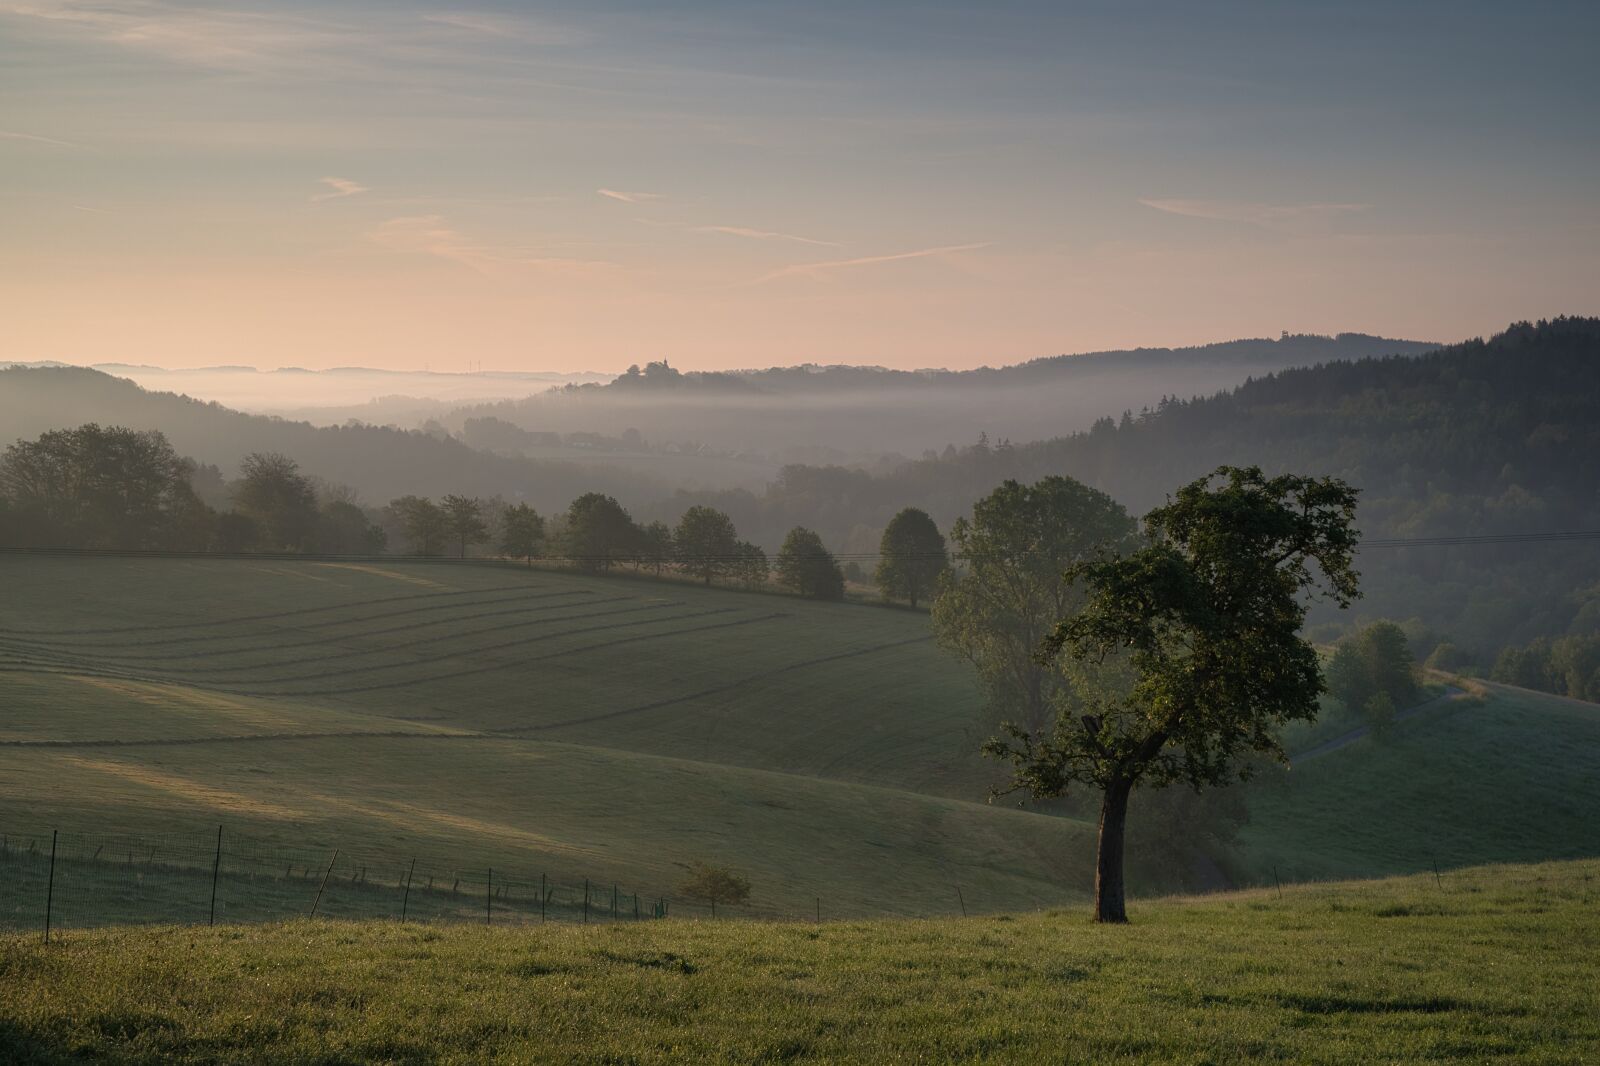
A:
673,505,740,585
775,527,845,600
735,540,768,588
636,520,673,576
875,507,947,607
0,424,208,550
316,499,385,555
498,503,545,565
233,452,319,551
1326,621,1418,722
677,862,751,918
932,477,1137,736
440,494,489,558
388,495,448,556
985,466,1360,923
1364,690,1396,741
561,492,638,572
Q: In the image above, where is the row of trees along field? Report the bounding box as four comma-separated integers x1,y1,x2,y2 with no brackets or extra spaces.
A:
0,425,954,606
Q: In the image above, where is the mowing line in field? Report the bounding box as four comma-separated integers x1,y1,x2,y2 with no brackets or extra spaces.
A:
0,580,564,637
0,595,661,668
0,587,597,651
0,729,495,749
499,635,937,734
245,611,792,697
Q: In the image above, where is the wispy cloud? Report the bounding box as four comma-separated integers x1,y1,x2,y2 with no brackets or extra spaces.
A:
1139,198,1368,230
597,188,660,204
369,215,614,278
313,176,369,201
0,127,78,148
754,242,990,284
698,225,839,247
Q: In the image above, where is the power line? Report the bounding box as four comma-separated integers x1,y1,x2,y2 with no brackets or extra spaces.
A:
4,529,1597,565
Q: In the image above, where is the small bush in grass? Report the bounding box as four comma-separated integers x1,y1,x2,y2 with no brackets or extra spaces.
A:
679,862,751,917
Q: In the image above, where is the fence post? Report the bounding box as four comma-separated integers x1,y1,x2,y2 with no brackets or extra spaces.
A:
816,896,820,924
583,879,589,924
43,829,57,945
209,825,223,926
1274,867,1283,899
1433,859,1443,889
540,874,546,924
955,885,966,918
401,858,416,922
309,849,339,918
486,869,493,926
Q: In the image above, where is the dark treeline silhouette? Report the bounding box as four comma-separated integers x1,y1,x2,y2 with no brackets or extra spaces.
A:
0,437,856,600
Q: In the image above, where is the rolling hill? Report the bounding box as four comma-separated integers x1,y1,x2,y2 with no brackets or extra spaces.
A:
0,553,1089,922
3,553,1599,933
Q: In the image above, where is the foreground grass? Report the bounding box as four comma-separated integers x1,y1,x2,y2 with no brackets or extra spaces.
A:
2,861,1596,1064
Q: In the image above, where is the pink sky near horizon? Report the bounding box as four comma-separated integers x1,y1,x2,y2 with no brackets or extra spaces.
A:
3,2,1596,373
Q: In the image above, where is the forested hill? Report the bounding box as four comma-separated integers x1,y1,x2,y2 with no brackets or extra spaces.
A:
665,317,1599,656
440,333,1436,459
0,366,661,508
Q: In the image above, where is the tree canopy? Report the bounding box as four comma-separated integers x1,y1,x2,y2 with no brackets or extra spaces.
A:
875,507,947,608
562,493,638,571
673,505,740,585
984,466,1360,922
775,527,845,600
932,477,1137,736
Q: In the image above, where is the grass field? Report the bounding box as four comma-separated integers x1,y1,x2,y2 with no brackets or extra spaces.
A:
4,554,1598,928
2,859,1595,1064
1241,683,1600,884
0,554,1088,921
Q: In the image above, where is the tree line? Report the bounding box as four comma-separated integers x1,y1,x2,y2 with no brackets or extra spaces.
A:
0,425,952,606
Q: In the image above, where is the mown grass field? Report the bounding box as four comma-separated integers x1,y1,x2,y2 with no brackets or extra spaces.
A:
2,860,1596,1064
4,554,1598,928
0,554,1087,921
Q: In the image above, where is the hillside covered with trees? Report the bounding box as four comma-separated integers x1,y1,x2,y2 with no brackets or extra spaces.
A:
664,318,1599,661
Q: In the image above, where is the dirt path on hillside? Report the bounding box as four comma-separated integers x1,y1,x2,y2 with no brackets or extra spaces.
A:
1290,685,1466,765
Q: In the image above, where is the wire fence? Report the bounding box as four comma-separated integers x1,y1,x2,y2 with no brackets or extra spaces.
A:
0,825,681,940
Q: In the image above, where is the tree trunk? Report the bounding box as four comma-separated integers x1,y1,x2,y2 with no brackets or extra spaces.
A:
1094,776,1133,923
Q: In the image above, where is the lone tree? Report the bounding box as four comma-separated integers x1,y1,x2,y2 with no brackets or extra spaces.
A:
984,466,1359,923
441,494,489,558
875,507,948,607
498,503,545,565
678,862,751,918
673,505,740,585
775,527,845,600
933,477,1137,736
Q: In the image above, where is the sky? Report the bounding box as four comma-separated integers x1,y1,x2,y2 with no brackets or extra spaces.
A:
3,0,1597,372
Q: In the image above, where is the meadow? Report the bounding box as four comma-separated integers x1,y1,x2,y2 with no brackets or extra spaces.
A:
0,554,1087,921
3,554,1598,930
1,860,1595,1064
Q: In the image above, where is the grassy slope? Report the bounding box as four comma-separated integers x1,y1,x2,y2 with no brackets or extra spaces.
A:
2,860,1595,1064
0,555,1088,919
1241,683,1600,882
